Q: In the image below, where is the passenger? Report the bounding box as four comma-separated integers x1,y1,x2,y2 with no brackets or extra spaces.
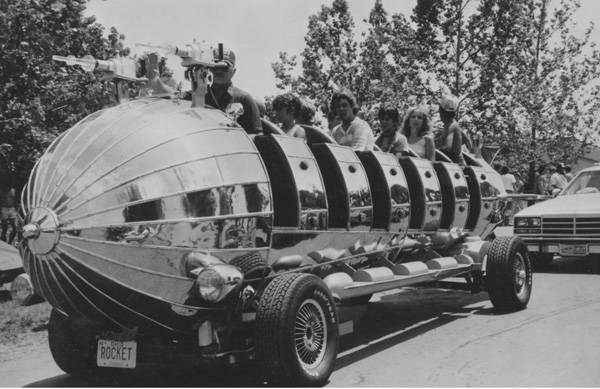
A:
549,163,568,193
205,47,262,134
330,89,374,151
500,166,517,193
564,165,574,181
272,93,306,139
401,106,435,161
437,94,466,165
296,98,316,126
375,106,409,158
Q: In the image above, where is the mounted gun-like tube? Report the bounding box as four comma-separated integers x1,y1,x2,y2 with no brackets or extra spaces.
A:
53,55,148,104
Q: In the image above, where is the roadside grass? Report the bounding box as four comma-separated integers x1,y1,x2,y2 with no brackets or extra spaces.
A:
0,291,51,344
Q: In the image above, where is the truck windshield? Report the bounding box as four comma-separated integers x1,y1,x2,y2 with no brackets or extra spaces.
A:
561,170,600,196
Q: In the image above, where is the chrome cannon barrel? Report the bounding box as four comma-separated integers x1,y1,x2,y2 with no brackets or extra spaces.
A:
21,98,272,331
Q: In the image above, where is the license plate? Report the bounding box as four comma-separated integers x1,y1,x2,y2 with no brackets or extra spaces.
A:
559,244,588,256
97,339,137,368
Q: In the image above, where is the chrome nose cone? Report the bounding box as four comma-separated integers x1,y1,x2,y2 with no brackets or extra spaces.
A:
22,223,40,239
22,207,60,255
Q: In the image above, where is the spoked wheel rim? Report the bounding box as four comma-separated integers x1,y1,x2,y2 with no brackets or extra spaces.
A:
294,298,328,370
513,252,528,297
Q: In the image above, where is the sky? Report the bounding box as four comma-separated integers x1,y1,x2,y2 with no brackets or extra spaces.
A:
84,0,600,100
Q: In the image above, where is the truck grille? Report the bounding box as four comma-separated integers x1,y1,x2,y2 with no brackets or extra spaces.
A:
575,217,600,235
541,217,600,235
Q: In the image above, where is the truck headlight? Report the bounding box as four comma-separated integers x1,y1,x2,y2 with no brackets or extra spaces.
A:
195,265,243,303
514,217,541,233
515,218,529,227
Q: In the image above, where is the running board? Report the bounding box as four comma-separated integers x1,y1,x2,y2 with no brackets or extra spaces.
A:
337,264,473,300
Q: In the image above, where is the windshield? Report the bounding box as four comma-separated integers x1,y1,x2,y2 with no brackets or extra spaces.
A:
561,170,600,196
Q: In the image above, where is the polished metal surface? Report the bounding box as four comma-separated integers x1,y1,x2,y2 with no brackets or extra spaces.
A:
435,162,470,230
327,145,373,231
21,99,272,331
469,164,505,236
403,157,442,232
271,136,328,230
20,96,509,333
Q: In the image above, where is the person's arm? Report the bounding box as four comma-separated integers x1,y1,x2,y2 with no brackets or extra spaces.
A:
294,125,306,139
391,133,409,159
238,93,262,134
349,121,372,151
511,176,517,192
424,135,435,161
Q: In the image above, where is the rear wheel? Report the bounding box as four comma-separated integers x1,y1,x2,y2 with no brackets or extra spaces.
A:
255,273,338,386
486,236,532,312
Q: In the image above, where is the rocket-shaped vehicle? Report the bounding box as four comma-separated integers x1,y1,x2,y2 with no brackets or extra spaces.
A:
21,44,532,386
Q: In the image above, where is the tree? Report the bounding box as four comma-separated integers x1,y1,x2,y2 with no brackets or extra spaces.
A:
354,0,417,128
468,0,600,186
271,0,358,113
0,0,130,189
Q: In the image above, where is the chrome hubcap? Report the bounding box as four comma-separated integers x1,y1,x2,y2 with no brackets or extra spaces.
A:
295,299,327,369
514,253,527,294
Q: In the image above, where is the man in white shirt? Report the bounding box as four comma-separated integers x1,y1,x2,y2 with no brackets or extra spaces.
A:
330,89,374,151
500,166,517,193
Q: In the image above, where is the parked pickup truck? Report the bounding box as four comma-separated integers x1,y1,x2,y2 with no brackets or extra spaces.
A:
514,164,600,267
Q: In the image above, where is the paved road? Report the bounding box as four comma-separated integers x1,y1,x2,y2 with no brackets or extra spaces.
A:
3,256,600,387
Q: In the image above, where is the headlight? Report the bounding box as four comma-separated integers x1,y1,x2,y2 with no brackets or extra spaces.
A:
195,265,243,303
514,217,541,233
515,218,529,227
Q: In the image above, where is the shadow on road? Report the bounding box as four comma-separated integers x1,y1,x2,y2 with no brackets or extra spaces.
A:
534,256,600,275
25,288,491,387
335,287,489,370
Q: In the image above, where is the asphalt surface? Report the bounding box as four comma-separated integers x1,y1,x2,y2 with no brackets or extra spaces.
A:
2,256,600,387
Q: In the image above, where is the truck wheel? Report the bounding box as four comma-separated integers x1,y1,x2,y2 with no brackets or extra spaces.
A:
48,309,99,377
486,236,532,312
530,253,553,269
255,273,338,386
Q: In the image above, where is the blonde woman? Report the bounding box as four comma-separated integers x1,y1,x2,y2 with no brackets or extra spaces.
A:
401,106,435,161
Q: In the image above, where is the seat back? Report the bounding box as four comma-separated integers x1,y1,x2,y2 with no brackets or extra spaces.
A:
399,157,442,232
433,162,470,230
312,143,373,230
357,151,410,235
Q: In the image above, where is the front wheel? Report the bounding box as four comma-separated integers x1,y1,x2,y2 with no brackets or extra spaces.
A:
486,236,532,312
48,309,99,377
255,273,339,386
